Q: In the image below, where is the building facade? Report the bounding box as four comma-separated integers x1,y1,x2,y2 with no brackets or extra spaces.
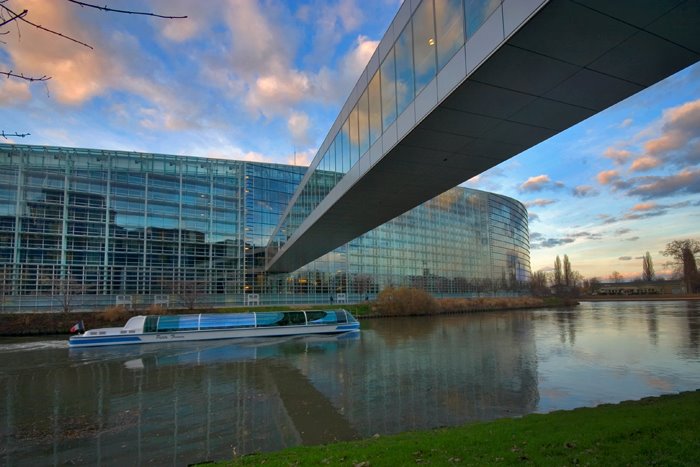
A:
0,144,530,311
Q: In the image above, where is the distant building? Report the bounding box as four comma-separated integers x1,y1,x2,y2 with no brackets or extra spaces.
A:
595,280,686,296
0,144,531,311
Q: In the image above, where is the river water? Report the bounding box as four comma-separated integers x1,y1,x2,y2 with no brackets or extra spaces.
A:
1,301,699,465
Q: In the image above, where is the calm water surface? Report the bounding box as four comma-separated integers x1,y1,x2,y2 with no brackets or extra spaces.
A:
1,301,699,465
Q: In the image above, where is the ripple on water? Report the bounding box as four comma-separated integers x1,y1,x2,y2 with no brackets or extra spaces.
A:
0,340,68,352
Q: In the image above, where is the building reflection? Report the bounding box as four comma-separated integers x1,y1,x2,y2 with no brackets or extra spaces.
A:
0,314,539,465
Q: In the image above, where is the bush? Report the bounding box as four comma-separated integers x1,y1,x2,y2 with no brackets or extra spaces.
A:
374,287,437,316
98,305,131,323
146,304,168,315
437,296,544,312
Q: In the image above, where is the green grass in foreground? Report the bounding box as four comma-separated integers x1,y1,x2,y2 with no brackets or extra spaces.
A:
207,390,700,466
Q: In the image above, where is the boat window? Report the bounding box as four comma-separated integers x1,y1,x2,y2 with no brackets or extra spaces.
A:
256,311,306,327
306,311,338,324
157,315,199,332
286,312,307,326
252,312,283,327
199,313,255,329
144,316,158,333
335,310,348,324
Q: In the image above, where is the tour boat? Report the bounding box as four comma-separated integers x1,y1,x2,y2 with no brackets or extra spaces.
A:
68,309,360,348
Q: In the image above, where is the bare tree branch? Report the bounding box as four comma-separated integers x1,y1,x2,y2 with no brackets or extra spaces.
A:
1,70,51,81
0,6,26,28
0,3,94,49
66,0,187,19
1,131,30,139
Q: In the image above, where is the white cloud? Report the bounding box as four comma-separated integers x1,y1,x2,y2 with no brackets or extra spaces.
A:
288,112,311,146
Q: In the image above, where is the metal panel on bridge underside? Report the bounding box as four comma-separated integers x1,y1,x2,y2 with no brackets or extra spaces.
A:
267,0,700,273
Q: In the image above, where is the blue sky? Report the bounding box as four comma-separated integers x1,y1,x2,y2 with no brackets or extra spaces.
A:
1,0,699,280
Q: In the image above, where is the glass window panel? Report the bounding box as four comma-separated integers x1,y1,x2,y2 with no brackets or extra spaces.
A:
322,149,329,172
349,105,359,169
332,135,340,176
435,0,465,70
395,23,415,116
342,118,351,173
380,49,398,130
413,0,437,95
368,71,382,145
465,0,500,38
358,89,370,156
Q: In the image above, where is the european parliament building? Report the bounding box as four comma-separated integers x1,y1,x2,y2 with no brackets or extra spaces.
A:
0,144,530,311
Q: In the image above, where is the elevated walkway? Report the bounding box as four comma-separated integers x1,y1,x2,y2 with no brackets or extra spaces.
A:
267,0,700,273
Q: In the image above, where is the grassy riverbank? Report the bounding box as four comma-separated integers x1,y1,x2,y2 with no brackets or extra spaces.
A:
203,390,700,466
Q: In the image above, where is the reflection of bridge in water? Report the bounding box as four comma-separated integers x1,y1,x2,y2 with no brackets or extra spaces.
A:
268,0,700,272
0,313,540,465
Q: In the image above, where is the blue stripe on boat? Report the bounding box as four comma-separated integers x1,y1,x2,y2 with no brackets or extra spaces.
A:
336,323,360,331
70,336,142,346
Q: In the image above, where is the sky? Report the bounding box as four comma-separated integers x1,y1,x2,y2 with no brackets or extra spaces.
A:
1,0,699,281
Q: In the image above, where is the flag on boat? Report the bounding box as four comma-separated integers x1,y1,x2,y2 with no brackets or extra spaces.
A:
70,320,85,334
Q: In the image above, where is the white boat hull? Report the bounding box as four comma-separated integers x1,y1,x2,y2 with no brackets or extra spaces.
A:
69,322,360,348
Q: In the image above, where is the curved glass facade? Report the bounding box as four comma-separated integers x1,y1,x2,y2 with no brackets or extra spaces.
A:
0,144,529,311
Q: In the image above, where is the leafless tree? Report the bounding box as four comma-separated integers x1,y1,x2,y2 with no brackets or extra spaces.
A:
1,0,186,134
54,273,84,313
529,270,549,296
662,239,700,293
169,280,205,311
609,271,624,283
642,251,655,282
563,254,572,287
553,255,563,287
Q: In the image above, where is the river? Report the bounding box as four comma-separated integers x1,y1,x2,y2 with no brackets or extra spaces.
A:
1,300,699,465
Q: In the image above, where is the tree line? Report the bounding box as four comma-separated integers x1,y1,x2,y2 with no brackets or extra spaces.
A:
530,238,700,296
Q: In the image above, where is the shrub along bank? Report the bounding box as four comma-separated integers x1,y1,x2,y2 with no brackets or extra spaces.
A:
204,390,700,466
0,289,574,336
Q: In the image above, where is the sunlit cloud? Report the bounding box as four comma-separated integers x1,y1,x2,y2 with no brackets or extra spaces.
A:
0,77,32,106
524,198,557,208
626,168,700,199
519,174,564,192
619,118,633,128
596,169,619,185
630,155,661,172
288,111,311,146
285,147,315,166
630,202,657,212
642,97,700,166
603,147,633,164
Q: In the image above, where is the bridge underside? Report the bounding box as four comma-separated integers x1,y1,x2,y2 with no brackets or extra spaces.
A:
268,0,700,273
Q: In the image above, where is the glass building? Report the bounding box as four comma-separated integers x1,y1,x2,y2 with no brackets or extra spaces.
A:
0,144,529,311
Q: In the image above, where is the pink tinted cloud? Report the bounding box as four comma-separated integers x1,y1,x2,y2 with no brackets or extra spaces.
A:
630,202,657,212
627,167,700,199
643,98,700,164
524,198,557,208
596,169,619,185
519,174,563,192
603,147,633,164
630,156,661,172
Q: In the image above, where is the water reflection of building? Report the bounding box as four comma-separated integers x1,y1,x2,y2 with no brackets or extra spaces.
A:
0,144,530,310
0,314,538,464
